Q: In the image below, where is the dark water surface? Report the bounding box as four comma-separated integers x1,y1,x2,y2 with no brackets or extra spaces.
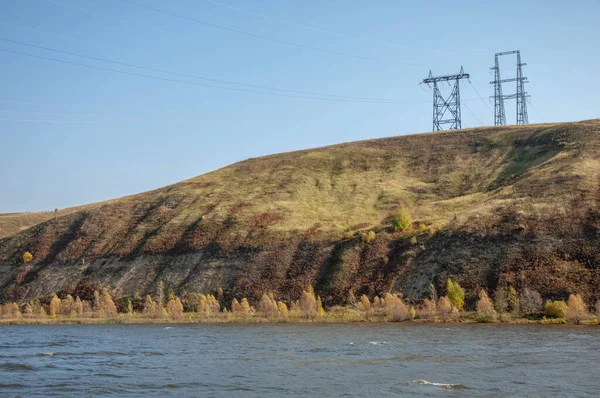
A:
0,323,598,397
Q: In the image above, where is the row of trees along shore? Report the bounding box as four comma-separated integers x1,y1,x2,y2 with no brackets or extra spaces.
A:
1,280,600,324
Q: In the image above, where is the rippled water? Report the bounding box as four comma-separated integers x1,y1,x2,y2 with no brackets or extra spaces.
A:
0,324,598,397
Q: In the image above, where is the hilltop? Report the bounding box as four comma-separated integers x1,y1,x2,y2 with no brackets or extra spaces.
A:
1,120,599,306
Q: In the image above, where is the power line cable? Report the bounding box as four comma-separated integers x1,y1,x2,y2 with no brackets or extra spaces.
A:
0,117,205,124
462,100,484,126
0,22,113,49
0,37,404,103
527,98,544,122
203,0,486,56
118,0,416,66
0,99,226,113
0,109,100,117
43,0,110,18
468,80,494,115
0,47,408,103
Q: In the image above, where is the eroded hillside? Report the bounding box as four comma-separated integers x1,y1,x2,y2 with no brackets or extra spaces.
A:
1,120,599,306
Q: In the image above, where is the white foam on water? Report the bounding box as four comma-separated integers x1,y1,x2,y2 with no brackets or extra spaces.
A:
413,379,468,389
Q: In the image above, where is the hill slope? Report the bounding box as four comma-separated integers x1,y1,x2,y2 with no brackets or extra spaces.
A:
1,120,600,306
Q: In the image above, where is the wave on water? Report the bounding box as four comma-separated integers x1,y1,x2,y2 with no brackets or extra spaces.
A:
0,363,35,372
35,352,55,357
413,379,469,389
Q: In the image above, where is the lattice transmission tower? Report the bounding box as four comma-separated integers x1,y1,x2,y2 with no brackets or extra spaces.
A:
490,50,529,126
421,67,470,131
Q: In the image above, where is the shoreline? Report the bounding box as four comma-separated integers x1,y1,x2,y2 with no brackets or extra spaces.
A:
1,315,598,326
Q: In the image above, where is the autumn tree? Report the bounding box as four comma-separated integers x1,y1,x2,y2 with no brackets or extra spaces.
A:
437,296,452,322
143,295,159,318
240,298,252,316
277,301,289,318
494,284,508,313
59,295,75,317
126,298,133,315
99,293,118,317
166,296,184,320
74,297,84,317
258,293,278,318
446,279,464,311
544,300,568,319
383,293,411,322
0,303,21,319
22,251,33,263
299,286,318,320
428,283,438,307
49,293,61,318
231,298,242,314
566,294,588,324
418,298,437,321
507,287,520,314
23,303,33,317
359,294,372,319
476,290,498,322
519,288,543,314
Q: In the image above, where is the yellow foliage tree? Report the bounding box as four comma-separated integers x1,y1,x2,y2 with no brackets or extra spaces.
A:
277,301,289,318
476,289,498,322
166,297,184,320
49,293,61,318
22,251,33,263
300,286,318,320
100,293,118,317
566,294,588,324
259,293,278,318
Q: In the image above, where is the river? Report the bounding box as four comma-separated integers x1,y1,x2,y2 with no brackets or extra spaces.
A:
0,323,598,397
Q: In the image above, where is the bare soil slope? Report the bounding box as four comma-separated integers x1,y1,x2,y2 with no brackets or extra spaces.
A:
1,120,599,305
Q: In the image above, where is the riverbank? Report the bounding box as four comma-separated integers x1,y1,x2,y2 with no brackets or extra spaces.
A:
1,312,598,326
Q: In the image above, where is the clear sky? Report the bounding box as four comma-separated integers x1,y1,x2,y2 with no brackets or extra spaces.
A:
1,0,598,212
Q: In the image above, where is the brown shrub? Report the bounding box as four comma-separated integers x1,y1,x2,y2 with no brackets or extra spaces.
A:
383,293,411,322
437,296,452,321
418,298,437,321
359,294,372,319
520,288,543,314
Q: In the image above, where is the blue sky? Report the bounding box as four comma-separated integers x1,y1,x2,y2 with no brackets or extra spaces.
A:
0,0,598,212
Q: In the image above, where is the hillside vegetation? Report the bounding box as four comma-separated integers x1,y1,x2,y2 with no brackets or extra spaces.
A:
1,120,599,308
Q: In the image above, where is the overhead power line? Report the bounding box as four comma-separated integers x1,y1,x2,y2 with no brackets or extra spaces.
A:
0,22,113,49
119,0,416,66
43,0,110,18
0,47,410,103
0,99,220,113
0,109,100,117
0,37,403,103
0,117,205,124
462,100,484,126
203,0,485,56
467,80,494,115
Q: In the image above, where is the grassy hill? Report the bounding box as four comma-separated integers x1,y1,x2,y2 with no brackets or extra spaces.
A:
1,120,599,306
